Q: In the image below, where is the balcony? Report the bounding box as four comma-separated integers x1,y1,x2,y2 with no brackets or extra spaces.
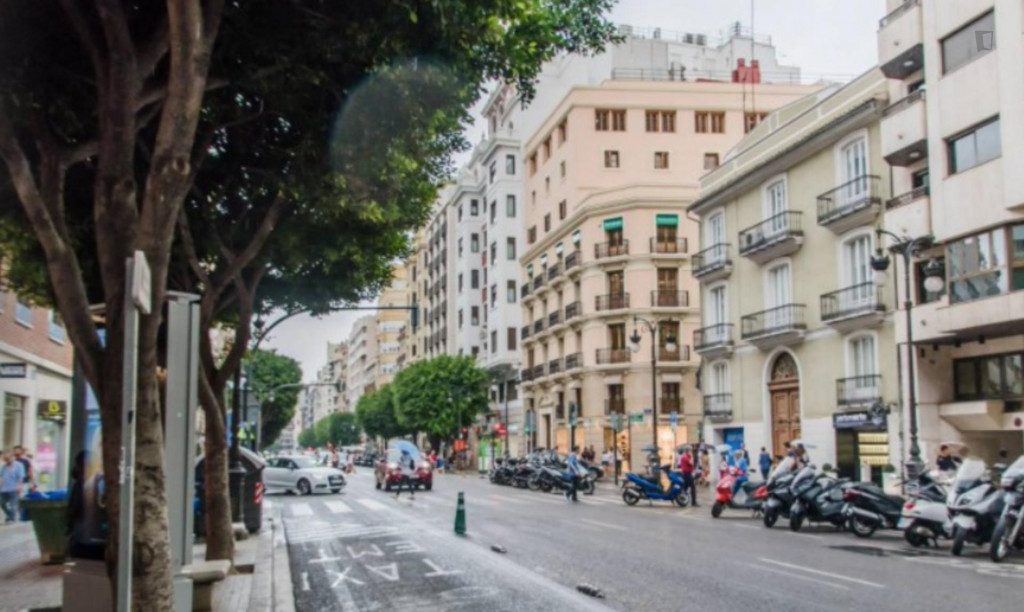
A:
816,175,882,234
565,352,582,370
565,250,582,275
878,0,923,79
531,364,546,381
881,89,927,167
548,358,563,376
660,397,681,415
595,293,630,312
533,318,545,335
547,310,562,329
703,394,733,422
532,275,544,291
547,262,563,283
659,345,691,363
650,238,688,256
741,304,807,349
605,398,626,415
694,323,733,358
521,368,533,382
521,283,531,299
564,301,581,321
651,290,690,308
521,325,531,340
692,243,732,282
885,186,930,237
821,283,886,333
596,348,630,365
594,240,629,260
837,375,883,408
738,212,803,264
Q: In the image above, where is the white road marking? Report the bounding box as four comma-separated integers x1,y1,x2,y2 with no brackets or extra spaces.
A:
365,562,400,582
327,567,364,587
324,500,352,514
308,549,343,564
759,558,886,588
489,494,531,505
346,544,384,559
290,503,313,517
422,558,463,577
300,571,310,592
287,525,399,544
743,563,849,591
263,500,274,510
385,540,425,555
356,498,391,512
578,518,626,532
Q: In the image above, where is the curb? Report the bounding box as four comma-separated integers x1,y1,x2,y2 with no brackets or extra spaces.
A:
270,513,296,612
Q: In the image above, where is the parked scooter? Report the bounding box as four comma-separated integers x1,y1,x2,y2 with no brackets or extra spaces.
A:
899,470,952,547
622,465,690,507
948,458,1005,556
841,481,905,538
788,466,848,532
762,457,798,528
990,455,1024,562
712,466,767,518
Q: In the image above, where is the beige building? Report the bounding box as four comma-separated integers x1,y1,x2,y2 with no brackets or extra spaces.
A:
374,265,410,388
876,0,1024,463
690,70,901,483
345,315,378,408
519,78,820,469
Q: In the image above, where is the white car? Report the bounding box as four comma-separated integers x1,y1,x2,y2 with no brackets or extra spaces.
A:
264,455,345,495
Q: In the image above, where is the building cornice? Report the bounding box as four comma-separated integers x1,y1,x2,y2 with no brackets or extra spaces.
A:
0,341,73,378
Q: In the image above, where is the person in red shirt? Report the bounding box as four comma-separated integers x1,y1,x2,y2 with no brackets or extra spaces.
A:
678,445,698,507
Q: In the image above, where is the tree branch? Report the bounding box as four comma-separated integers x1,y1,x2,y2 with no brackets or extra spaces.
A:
176,209,210,288
209,193,288,297
59,0,106,78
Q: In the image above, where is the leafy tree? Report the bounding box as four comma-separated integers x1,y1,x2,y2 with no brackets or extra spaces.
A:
327,412,361,447
355,386,408,445
296,428,316,450
245,350,302,450
391,355,490,450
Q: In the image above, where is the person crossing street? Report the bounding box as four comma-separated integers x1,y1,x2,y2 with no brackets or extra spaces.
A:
565,446,583,502
395,449,417,499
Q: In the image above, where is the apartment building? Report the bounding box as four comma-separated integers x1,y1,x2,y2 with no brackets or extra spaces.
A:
0,286,74,491
520,76,820,470
876,0,1024,462
298,387,315,431
419,198,453,360
401,230,428,369
689,70,900,483
345,315,378,408
375,265,410,388
326,341,348,413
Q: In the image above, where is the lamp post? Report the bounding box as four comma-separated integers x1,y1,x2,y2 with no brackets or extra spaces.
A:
629,316,677,460
870,229,945,479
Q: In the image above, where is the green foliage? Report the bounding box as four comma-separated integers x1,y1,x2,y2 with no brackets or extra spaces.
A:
296,428,316,450
302,412,361,449
355,386,409,442
246,350,302,449
391,355,490,441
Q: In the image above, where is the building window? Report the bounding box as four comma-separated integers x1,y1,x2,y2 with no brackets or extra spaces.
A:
611,110,626,131
471,270,480,289
704,153,720,170
559,200,567,220
948,117,1001,174
507,280,516,303
490,201,497,223
459,309,464,327
15,296,32,326
490,242,497,266
543,138,551,161
507,327,517,351
560,160,566,178
695,111,725,133
528,226,537,244
954,351,1023,401
604,150,620,168
506,237,516,260
531,191,536,206
645,110,676,132
470,199,479,216
595,109,610,131
471,346,479,358
654,151,669,169
942,11,995,74
710,361,730,394
489,160,497,183
545,176,550,194
557,120,567,144
491,330,498,353
3,394,26,448
490,284,497,304
544,213,551,233
506,195,516,217
458,273,463,292
470,233,480,253
506,154,516,175
471,306,480,326
947,223,1024,303
48,310,65,343
458,205,463,221
744,112,768,133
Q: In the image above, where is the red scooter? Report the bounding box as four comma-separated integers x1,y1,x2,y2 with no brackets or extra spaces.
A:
712,466,768,518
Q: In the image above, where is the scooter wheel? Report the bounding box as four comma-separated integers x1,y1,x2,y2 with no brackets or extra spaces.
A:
990,517,1011,563
622,488,641,506
711,502,724,518
790,512,804,532
951,525,967,557
581,480,595,495
903,527,928,548
849,515,877,539
763,508,778,528
539,481,553,493
674,492,690,508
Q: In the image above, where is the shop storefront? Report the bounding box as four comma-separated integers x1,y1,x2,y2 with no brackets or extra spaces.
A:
834,410,890,487
0,357,72,491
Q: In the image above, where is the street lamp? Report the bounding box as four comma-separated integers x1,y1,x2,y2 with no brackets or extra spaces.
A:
629,316,677,459
870,229,945,479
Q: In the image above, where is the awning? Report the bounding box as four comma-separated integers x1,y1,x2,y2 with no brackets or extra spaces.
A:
572,229,581,244
656,213,679,227
603,217,623,231
555,242,564,255
540,253,548,266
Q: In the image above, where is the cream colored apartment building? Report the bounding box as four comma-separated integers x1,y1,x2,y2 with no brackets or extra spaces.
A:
345,315,378,408
520,78,819,469
876,0,1024,463
374,265,410,389
690,70,903,484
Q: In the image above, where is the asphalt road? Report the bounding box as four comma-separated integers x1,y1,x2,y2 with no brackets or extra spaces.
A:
270,470,1024,612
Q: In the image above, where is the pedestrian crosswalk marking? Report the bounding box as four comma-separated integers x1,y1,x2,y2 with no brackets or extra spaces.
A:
355,498,391,512
324,500,352,514
291,503,313,517
488,494,531,505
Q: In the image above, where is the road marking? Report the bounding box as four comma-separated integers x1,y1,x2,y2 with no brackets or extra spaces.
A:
309,549,343,564
578,518,626,532
327,567,364,587
743,563,849,591
356,498,391,512
759,558,885,588
422,558,463,578
324,500,352,514
489,494,531,505
300,571,310,591
263,500,274,510
290,503,313,517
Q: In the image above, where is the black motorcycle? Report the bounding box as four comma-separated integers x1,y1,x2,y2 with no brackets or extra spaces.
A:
991,455,1024,562
789,468,849,532
841,482,905,538
762,458,798,528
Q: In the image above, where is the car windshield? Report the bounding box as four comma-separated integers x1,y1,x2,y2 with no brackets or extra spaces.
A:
289,456,315,469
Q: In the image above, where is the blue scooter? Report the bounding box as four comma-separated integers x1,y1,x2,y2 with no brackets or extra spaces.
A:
622,465,690,507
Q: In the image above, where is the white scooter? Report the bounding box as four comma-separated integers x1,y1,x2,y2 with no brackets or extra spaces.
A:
899,469,953,547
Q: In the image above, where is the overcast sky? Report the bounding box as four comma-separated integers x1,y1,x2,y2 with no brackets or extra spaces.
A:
264,0,885,382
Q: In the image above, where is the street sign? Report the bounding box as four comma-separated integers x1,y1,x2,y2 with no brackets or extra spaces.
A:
131,250,152,314
629,413,644,424
670,411,678,429
643,407,653,415
0,362,27,378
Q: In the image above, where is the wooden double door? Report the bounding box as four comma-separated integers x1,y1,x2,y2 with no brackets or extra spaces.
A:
770,383,801,457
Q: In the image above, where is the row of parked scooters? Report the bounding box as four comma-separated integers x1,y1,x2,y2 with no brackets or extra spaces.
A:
488,449,602,495
750,451,1024,562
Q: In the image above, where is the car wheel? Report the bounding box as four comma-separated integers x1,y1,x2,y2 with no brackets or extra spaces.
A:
297,479,312,496
425,482,433,491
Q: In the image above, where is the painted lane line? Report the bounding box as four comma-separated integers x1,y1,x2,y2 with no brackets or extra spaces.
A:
300,571,310,592
355,498,391,512
288,526,399,545
488,494,531,505
263,500,274,510
759,558,886,588
324,500,352,514
578,518,627,532
290,503,313,517
743,563,849,591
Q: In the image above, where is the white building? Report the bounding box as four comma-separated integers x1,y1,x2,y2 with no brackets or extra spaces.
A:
345,315,378,408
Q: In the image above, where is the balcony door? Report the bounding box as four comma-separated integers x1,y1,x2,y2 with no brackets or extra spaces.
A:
657,268,678,306
705,212,725,253
842,234,874,309
847,335,878,403
764,179,788,238
766,263,792,329
608,270,624,296
840,136,868,205
707,285,727,343
608,323,626,350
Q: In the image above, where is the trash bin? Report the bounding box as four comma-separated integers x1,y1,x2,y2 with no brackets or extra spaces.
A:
194,447,266,537
23,490,69,565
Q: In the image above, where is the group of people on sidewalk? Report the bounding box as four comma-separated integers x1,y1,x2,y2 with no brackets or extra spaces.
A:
1,446,35,523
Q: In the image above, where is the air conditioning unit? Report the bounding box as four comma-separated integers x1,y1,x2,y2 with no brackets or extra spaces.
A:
683,34,693,44
619,24,633,36
695,34,707,46
653,28,661,39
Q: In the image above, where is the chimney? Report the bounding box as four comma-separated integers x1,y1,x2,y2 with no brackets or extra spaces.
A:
731,58,762,84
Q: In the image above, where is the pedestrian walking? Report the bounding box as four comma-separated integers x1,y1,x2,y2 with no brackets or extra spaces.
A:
698,448,711,486
13,446,34,492
1,452,25,523
741,444,750,464
601,448,612,475
395,450,417,499
678,446,698,506
936,445,956,472
758,447,772,480
565,446,583,502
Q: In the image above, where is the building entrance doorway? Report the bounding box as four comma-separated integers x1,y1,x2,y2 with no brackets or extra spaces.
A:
768,353,801,458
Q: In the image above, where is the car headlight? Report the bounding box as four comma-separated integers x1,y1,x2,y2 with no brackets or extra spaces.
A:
388,462,399,470
420,462,432,470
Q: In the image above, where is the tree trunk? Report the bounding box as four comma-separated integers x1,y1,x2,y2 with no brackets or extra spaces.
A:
200,374,234,562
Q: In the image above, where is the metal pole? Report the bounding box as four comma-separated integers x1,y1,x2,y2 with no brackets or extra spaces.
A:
892,260,907,490
903,249,923,475
613,418,619,486
117,256,140,612
651,323,658,455
242,363,250,451
229,366,246,525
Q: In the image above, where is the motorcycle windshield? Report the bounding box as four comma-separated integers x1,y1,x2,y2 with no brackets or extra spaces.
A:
952,458,986,494
1003,456,1024,479
767,457,795,485
790,466,815,489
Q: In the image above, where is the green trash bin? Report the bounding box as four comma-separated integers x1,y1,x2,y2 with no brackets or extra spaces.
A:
23,498,69,565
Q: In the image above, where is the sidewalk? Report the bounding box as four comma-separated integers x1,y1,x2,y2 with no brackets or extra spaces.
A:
0,511,295,612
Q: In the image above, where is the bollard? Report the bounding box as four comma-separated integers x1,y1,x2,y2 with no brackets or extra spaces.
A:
454,491,467,535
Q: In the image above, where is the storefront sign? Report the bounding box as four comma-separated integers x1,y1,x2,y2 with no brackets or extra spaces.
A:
0,362,27,378
833,410,887,431
37,400,68,423
628,413,644,424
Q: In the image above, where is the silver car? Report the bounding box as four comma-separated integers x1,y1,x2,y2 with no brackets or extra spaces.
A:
264,455,346,495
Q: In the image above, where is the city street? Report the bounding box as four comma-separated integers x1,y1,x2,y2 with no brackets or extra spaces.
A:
273,470,1024,612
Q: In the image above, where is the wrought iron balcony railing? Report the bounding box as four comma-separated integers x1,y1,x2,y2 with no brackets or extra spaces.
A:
596,348,630,365
651,290,690,308
694,323,733,351
816,175,881,226
821,283,884,322
837,375,883,407
650,238,688,254
595,293,629,311
595,240,629,259
741,304,807,339
738,211,803,256
565,352,582,370
564,301,581,320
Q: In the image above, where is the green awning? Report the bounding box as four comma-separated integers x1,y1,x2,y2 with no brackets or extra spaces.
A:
540,253,548,265
656,213,679,227
527,263,534,276
572,229,581,244
555,242,564,255
603,217,624,231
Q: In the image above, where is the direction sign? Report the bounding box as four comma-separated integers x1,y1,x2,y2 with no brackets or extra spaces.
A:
670,411,678,429
629,413,644,424
131,251,152,315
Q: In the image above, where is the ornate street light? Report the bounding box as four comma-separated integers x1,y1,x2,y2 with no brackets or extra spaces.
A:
629,316,677,457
